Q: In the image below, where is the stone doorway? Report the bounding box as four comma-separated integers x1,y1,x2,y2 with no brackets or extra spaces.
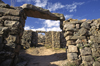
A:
0,1,65,66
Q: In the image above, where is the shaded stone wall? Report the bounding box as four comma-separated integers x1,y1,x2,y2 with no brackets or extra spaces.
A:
60,32,66,48
0,2,26,66
62,18,100,66
21,30,38,49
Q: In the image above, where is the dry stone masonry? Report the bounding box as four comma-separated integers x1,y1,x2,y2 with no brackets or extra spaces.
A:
21,30,66,49
21,30,38,49
2,0,100,66
45,31,61,48
61,18,100,66
0,0,65,66
0,1,26,66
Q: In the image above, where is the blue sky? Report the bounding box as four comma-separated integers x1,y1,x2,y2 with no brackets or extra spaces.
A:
3,0,100,31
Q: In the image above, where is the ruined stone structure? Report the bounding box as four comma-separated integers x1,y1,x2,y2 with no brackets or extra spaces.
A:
0,0,65,66
21,30,66,49
21,30,37,49
1,0,100,66
62,18,100,66
45,31,61,48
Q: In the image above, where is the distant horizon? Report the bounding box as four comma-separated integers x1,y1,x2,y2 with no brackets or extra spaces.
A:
3,0,100,31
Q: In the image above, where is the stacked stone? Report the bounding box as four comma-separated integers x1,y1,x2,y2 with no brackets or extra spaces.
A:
60,32,66,48
62,18,100,66
0,1,26,66
45,31,52,48
21,30,37,49
63,19,79,62
52,31,60,48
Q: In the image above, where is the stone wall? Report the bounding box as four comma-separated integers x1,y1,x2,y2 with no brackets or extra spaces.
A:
0,2,26,66
21,30,66,49
60,32,66,48
62,18,100,66
45,31,65,48
21,30,38,49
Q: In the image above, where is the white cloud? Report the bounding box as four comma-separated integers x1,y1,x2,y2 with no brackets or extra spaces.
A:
24,19,62,31
31,27,46,31
17,0,48,7
34,0,48,7
44,20,60,27
17,0,84,12
47,2,84,12
24,26,31,30
66,2,84,12
47,2,65,11
47,27,62,31
65,15,73,19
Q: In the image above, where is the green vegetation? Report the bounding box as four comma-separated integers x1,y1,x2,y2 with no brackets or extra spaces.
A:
93,56,97,61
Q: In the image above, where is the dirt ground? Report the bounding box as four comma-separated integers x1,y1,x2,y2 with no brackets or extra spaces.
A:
19,43,68,66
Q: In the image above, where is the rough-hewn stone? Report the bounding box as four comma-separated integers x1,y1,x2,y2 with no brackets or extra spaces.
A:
61,18,100,65
68,45,78,53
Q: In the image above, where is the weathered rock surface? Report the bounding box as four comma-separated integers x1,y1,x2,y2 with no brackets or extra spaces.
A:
62,18,100,65
21,4,65,20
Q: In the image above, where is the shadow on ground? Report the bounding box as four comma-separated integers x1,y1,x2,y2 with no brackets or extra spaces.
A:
18,46,67,66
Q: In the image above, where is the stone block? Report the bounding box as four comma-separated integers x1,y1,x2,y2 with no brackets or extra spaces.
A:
68,45,78,53
1,16,21,21
80,47,92,56
65,36,86,40
0,27,9,32
63,23,75,30
64,28,79,32
81,22,90,29
90,36,100,43
70,20,83,24
82,55,93,62
6,35,19,43
0,7,23,16
71,36,86,40
64,31,73,37
76,24,80,28
5,43,16,51
65,36,72,40
92,49,100,57
67,53,78,61
74,28,88,36
92,43,98,48
97,57,100,62
76,39,82,44
0,3,10,8
67,40,76,45
93,61,100,66
4,20,22,28
9,27,23,34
